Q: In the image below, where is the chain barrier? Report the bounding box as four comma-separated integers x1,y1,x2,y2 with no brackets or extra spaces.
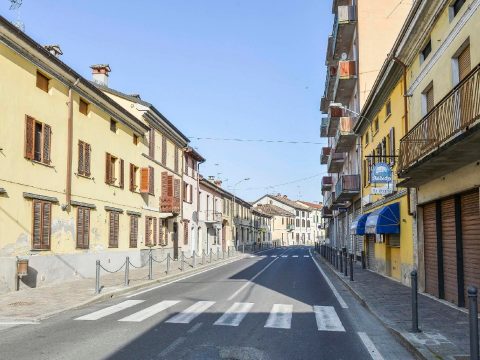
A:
128,258,146,269
99,262,125,274
151,255,167,264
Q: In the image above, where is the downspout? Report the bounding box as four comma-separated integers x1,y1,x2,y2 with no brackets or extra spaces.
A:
65,78,80,210
196,161,201,252
392,57,415,217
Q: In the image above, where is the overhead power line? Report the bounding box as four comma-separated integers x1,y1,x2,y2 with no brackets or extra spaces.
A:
189,137,325,145
237,173,326,191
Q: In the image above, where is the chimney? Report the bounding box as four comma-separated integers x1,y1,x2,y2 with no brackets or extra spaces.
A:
214,180,222,187
44,45,63,57
90,64,111,87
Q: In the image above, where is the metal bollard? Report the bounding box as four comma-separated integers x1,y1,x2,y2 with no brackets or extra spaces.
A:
210,248,213,263
202,250,206,264
181,251,185,271
242,244,245,253
125,257,129,286
227,247,230,258
349,254,354,281
192,251,196,268
166,253,171,274
217,248,220,261
361,250,366,269
148,250,153,280
468,286,479,360
339,250,343,273
344,251,348,277
411,270,420,332
95,260,100,294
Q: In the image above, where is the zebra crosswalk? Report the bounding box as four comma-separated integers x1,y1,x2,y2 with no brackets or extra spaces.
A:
74,300,346,332
248,254,310,259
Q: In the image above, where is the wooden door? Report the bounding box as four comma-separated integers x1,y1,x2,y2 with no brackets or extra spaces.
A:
173,222,179,260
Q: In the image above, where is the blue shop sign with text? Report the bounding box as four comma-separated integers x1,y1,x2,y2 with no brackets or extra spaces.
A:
371,162,392,183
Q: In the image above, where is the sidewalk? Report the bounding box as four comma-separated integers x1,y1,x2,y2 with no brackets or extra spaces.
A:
0,249,247,323
315,251,471,360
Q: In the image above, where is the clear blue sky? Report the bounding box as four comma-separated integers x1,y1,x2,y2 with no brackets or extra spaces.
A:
2,0,331,202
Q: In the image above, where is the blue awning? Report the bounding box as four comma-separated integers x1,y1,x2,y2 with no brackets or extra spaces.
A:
350,213,369,235
365,202,400,234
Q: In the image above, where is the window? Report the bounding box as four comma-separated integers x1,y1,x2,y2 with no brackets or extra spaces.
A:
422,84,434,115
78,141,91,177
161,135,167,165
160,219,168,245
389,127,396,166
32,200,52,250
365,131,369,145
282,217,284,225
296,219,299,227
385,100,392,118
36,71,49,92
421,40,432,63
148,166,154,195
149,130,155,158
174,146,179,173
184,182,189,202
184,155,189,174
110,119,117,133
79,99,89,115
76,207,90,249
108,211,119,248
25,116,51,164
145,216,157,246
133,134,139,145
374,117,379,133
451,0,466,18
130,164,139,191
105,153,124,188
129,215,138,248
302,219,305,227
457,44,471,82
307,220,310,228
388,234,400,247
296,210,299,216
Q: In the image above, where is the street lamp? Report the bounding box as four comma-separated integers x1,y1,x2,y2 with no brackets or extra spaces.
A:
232,178,250,249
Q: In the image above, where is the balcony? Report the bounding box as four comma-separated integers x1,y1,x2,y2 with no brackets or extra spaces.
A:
320,118,329,137
332,6,356,61
322,206,333,218
205,210,222,223
334,60,357,105
334,117,356,153
331,192,347,210
335,174,360,202
321,176,333,192
323,191,333,208
321,147,331,165
327,152,345,173
398,64,480,187
320,96,330,114
286,224,295,231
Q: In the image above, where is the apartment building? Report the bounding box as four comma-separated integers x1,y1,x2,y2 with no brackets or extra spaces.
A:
297,201,326,244
320,0,411,255
255,204,294,246
0,16,188,292
252,208,273,247
198,177,224,253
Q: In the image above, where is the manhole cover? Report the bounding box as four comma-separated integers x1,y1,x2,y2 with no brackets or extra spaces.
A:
8,301,34,307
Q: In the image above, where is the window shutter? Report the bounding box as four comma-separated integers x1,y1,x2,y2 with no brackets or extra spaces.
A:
390,127,395,166
130,164,135,191
148,166,154,195
32,200,42,249
182,181,186,202
130,216,138,248
426,87,434,113
168,176,174,197
114,213,119,247
149,130,155,158
85,143,91,177
161,136,167,165
174,146,179,173
173,179,180,213
109,213,114,247
105,153,112,184
139,167,150,193
153,218,157,245
77,207,84,248
189,185,193,203
84,208,90,248
159,219,164,245
25,116,35,160
41,202,51,249
184,221,189,245
119,159,125,189
458,45,471,81
42,124,51,164
78,141,85,175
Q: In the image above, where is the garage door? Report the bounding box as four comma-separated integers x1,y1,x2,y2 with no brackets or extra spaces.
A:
442,198,458,305
423,202,438,297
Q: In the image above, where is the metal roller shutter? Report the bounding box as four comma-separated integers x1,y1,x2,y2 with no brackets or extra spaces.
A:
441,198,458,305
367,235,375,271
423,202,438,297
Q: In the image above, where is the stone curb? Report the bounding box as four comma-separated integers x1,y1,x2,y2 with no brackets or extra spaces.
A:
313,252,435,360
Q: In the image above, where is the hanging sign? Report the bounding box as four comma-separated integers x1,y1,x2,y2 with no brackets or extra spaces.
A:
371,162,393,183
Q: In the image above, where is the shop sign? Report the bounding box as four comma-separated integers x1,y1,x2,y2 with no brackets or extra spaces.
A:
371,162,393,183
371,186,394,195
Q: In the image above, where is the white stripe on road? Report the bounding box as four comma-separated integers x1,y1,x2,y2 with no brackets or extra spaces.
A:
118,300,179,322
358,332,385,360
0,320,39,325
309,250,348,309
281,255,288,258
304,255,310,258
264,304,293,329
213,302,254,327
313,306,345,332
227,249,289,301
292,255,299,258
159,336,186,357
270,255,277,258
166,301,215,324
75,300,144,321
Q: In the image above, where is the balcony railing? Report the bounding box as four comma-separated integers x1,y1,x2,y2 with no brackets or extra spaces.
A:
321,147,331,164
286,224,295,231
322,207,333,218
335,174,360,201
334,117,356,152
327,152,345,173
399,64,480,176
334,60,357,104
331,6,356,60
321,176,333,191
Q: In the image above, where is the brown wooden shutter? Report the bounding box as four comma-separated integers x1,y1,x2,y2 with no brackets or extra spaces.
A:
159,218,164,245
149,130,155,158
182,181,186,202
161,136,167,165
42,124,51,164
389,127,395,166
41,202,51,249
173,179,180,213
130,164,135,191
32,200,42,249
184,221,189,245
36,71,49,92
149,166,154,195
119,159,125,189
458,45,471,81
109,212,115,247
84,208,90,248
189,185,193,204
105,153,112,184
77,207,84,248
129,215,138,248
25,116,35,160
84,143,91,177
78,141,85,175
426,87,434,113
168,176,174,197
109,212,119,247
139,167,150,193
174,146,179,173
153,218,157,245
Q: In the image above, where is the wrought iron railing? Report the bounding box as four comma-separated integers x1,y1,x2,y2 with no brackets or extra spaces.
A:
335,174,360,199
399,64,480,173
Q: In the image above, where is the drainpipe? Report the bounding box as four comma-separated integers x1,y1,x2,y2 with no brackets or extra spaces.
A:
65,79,80,210
196,161,201,252
392,57,415,217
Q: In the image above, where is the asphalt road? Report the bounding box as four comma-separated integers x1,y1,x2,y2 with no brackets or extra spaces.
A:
0,246,414,360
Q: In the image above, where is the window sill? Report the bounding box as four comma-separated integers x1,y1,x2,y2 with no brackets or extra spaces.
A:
30,248,51,252
384,113,392,122
29,159,54,168
75,173,94,180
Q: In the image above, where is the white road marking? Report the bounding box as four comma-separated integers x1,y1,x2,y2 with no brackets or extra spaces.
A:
118,300,179,322
249,255,256,258
213,302,254,327
313,306,345,332
264,304,293,329
358,332,385,360
187,322,203,334
227,249,289,301
159,336,186,357
0,320,39,325
74,300,144,321
166,301,215,324
126,257,241,298
281,255,288,258
309,250,348,309
270,255,277,258
292,255,299,258
304,255,310,258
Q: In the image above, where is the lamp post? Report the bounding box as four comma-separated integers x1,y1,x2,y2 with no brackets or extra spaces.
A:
231,178,250,249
